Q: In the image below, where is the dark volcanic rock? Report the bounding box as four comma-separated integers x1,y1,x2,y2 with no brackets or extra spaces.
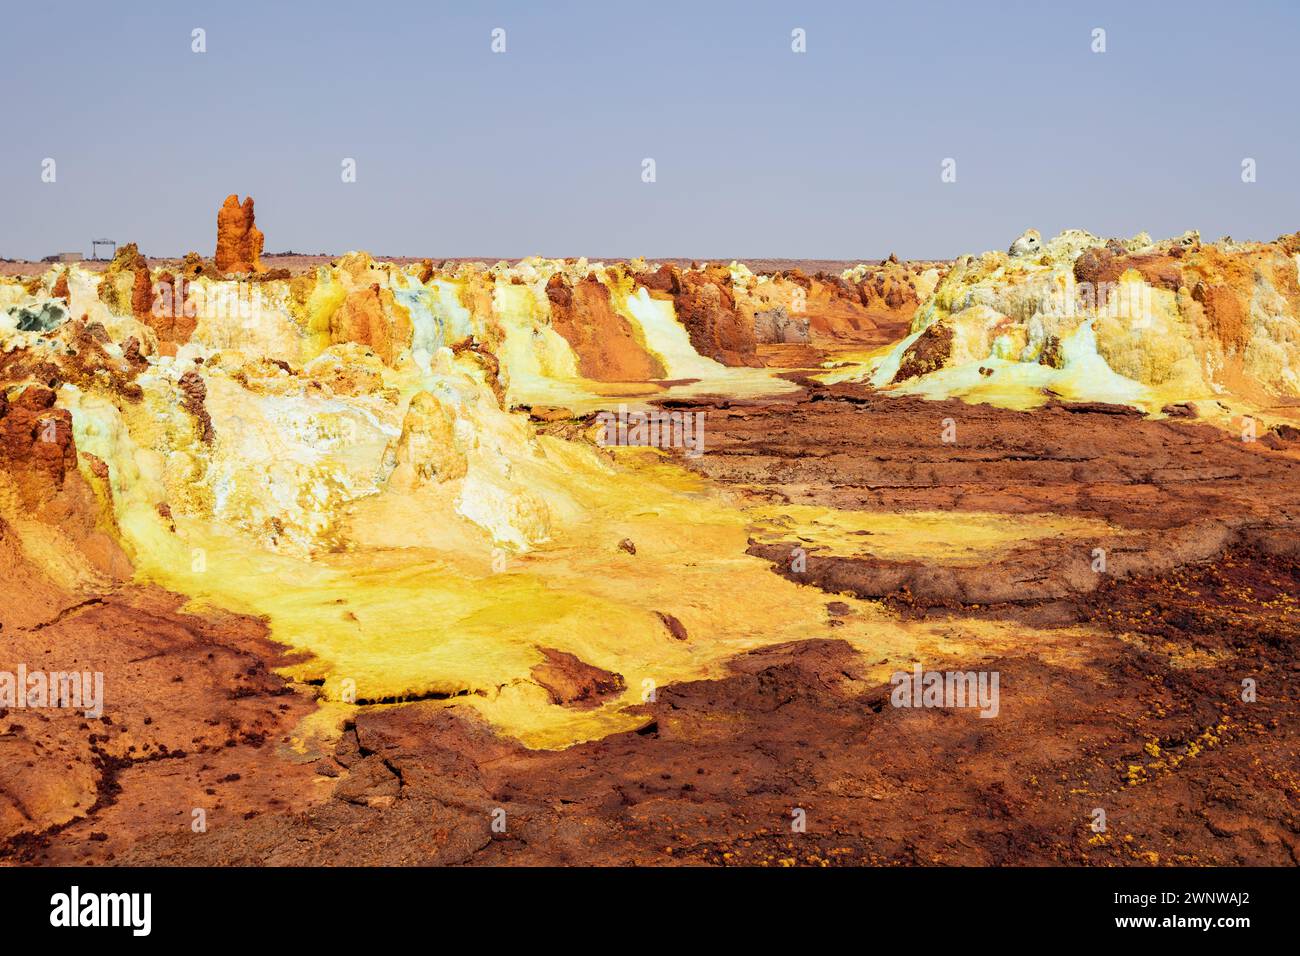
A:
892,322,953,382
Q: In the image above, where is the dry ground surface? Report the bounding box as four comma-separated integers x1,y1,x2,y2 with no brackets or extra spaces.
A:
4,379,1296,866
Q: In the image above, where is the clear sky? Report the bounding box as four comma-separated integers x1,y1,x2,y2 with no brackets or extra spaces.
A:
3,0,1297,261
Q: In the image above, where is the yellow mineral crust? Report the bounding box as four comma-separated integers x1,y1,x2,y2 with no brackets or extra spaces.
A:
745,504,1121,566
0,254,836,747
821,229,1300,433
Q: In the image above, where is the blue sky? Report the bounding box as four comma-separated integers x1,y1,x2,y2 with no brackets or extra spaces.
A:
3,0,1297,260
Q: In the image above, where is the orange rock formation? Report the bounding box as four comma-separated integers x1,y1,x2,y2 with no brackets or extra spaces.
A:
545,273,666,381
637,264,761,367
215,194,265,273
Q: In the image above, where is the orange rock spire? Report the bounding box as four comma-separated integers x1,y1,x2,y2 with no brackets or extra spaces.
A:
214,194,265,273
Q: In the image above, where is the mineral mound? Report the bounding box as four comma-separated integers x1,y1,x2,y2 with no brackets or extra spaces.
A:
215,194,265,274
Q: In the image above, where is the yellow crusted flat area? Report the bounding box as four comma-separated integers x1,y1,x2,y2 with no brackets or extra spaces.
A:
745,504,1121,565
114,449,932,749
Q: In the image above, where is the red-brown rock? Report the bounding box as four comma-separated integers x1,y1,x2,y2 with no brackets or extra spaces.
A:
215,194,265,274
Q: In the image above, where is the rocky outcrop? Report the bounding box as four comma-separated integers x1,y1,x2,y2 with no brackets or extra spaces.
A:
873,228,1300,408
96,242,153,319
179,251,220,280
637,264,761,366
853,262,925,317
329,283,411,366
752,306,809,344
892,321,954,382
1072,245,1183,293
0,385,77,511
147,270,199,348
214,194,265,274
529,648,625,707
390,391,467,488
178,369,214,443
0,375,131,633
545,273,666,380
0,316,144,404
1008,228,1043,257
738,261,935,347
